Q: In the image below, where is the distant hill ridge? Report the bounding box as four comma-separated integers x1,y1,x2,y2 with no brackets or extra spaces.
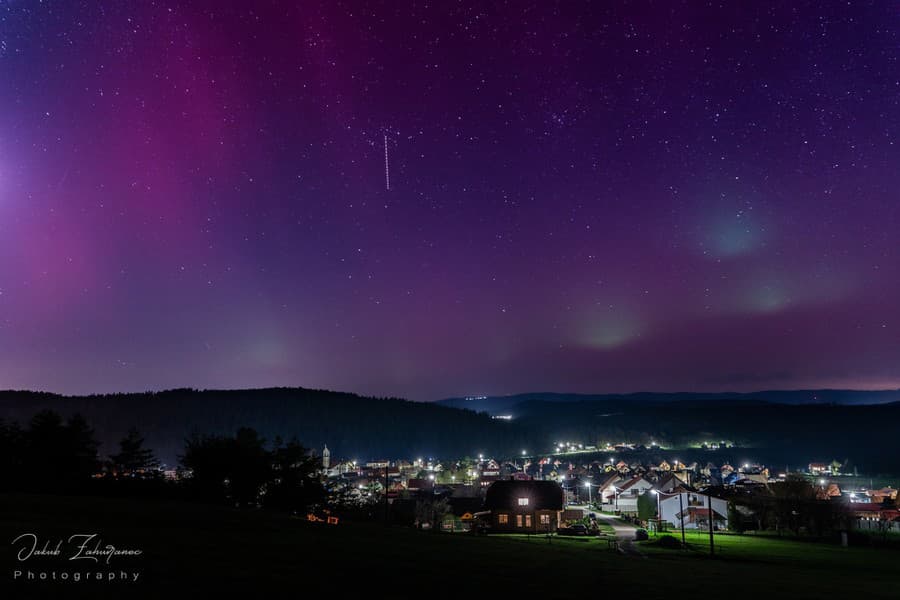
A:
436,389,900,415
0,387,528,466
2,387,900,474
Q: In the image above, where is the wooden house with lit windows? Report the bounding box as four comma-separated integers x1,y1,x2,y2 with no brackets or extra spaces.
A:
483,479,565,532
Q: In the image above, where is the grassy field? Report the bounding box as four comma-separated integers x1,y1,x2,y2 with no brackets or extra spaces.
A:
596,520,617,535
640,529,897,576
1,494,898,599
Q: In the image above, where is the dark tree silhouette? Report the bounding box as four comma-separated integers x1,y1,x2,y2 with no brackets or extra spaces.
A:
770,475,817,536
26,410,70,487
265,437,325,512
111,427,160,476
727,501,745,533
17,410,99,490
181,427,270,506
64,414,100,481
637,491,657,523
0,419,26,489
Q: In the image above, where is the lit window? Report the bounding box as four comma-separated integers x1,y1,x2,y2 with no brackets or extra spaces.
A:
518,497,529,506
516,515,523,527
525,515,532,527
498,514,508,524
540,514,550,524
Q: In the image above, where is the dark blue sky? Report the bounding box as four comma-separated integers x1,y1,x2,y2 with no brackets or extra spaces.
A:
1,1,898,400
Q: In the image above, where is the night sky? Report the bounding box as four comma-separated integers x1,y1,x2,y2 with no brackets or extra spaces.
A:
1,2,898,400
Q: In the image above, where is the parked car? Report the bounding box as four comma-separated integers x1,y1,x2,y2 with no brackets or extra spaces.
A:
558,524,589,536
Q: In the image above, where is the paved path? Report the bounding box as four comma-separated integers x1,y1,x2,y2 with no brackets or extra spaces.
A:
594,512,644,557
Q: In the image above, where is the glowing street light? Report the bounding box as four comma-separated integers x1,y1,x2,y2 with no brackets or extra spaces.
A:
651,490,662,535
653,489,685,547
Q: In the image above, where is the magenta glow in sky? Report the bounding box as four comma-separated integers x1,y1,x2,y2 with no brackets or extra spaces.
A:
1,2,898,400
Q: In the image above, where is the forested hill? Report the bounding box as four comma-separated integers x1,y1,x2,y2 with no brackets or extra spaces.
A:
437,389,900,415
0,388,528,465
2,388,900,474
506,398,900,474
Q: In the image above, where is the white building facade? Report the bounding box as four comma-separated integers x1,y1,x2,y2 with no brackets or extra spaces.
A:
658,491,729,530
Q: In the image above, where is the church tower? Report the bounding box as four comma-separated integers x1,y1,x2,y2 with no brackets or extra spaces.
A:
322,444,331,470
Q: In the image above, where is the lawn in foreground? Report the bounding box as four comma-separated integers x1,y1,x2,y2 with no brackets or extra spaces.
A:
0,494,897,599
639,530,898,580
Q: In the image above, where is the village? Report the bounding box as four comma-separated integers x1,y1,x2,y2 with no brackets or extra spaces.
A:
317,443,900,540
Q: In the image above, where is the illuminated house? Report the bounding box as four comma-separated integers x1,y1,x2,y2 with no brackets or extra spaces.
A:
659,490,729,531
484,479,564,532
808,463,829,476
607,476,654,513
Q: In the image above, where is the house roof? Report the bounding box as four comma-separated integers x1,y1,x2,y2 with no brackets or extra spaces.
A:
617,476,649,493
484,480,564,511
658,486,694,501
654,473,683,491
596,472,621,490
679,507,727,520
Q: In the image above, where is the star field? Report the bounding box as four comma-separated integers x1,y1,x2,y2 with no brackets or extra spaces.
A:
0,1,898,399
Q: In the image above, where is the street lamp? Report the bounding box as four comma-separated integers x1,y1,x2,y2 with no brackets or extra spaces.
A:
613,485,622,512
651,490,661,536
584,481,592,506
652,489,686,547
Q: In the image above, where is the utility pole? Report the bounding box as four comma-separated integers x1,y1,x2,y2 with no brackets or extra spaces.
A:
707,489,715,556
678,492,685,548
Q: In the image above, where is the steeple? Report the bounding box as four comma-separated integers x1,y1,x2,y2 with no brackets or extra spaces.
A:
322,444,331,470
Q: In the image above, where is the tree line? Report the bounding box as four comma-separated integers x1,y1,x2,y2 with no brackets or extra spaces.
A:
0,411,325,515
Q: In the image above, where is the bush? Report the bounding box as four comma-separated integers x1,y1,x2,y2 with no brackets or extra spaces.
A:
657,535,681,549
